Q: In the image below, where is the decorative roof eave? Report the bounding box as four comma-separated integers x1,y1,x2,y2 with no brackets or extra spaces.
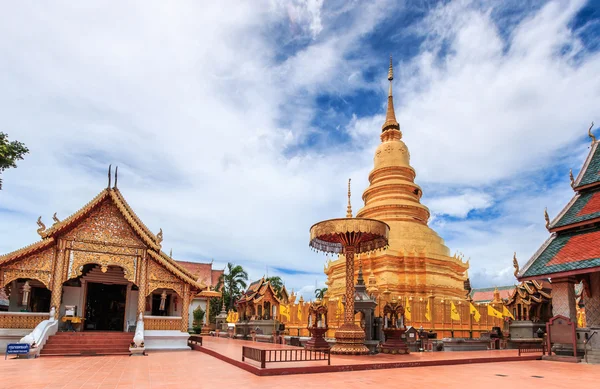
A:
111,189,159,244
550,216,600,233
0,238,55,265
520,265,600,281
532,280,544,290
40,189,110,238
518,234,556,280
530,295,542,303
573,140,599,189
538,290,552,299
523,282,534,294
147,250,206,291
548,194,579,230
197,290,222,298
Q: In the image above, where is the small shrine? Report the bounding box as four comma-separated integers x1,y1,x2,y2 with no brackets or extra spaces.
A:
379,300,409,354
305,302,330,351
506,279,552,341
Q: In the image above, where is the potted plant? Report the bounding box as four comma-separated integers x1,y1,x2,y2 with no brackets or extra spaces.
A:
192,307,205,334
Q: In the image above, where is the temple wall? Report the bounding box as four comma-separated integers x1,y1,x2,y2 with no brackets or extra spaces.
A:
586,272,600,327
551,280,577,322
189,299,207,327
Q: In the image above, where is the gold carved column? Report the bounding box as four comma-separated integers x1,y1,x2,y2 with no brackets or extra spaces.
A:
50,240,67,318
181,283,191,332
137,252,147,317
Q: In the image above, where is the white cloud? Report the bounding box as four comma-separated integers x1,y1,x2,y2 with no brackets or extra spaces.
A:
0,0,598,297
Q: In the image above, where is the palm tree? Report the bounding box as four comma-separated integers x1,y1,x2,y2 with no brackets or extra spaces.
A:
266,276,284,297
315,287,328,300
216,263,249,311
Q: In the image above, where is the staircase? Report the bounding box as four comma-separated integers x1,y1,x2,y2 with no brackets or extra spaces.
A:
40,332,132,356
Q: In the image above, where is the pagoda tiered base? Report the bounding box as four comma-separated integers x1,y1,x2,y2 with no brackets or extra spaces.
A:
330,323,369,355
305,327,331,351
380,328,409,354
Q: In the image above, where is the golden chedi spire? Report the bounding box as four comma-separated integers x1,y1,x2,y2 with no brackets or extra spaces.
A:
324,56,469,305
382,55,400,133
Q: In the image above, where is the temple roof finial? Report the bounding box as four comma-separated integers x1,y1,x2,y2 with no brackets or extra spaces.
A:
346,178,353,218
114,166,118,189
588,121,596,143
382,55,400,133
107,164,112,189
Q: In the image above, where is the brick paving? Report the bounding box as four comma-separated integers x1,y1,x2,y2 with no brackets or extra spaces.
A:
1,348,598,389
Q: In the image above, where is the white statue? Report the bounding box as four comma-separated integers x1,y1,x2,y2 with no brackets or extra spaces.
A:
159,290,167,311
22,281,31,306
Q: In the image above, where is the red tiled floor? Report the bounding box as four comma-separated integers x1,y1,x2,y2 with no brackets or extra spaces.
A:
0,349,599,389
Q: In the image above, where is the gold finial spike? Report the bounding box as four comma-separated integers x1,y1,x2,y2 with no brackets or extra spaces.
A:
513,252,519,279
107,164,112,189
544,208,550,229
382,56,400,133
157,228,163,244
114,166,118,188
52,212,60,224
346,178,353,218
588,121,596,143
569,168,575,187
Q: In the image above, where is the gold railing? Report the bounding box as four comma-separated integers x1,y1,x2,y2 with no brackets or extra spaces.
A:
0,312,50,329
144,316,182,331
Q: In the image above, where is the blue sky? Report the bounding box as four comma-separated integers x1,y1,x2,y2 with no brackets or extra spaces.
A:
1,0,600,300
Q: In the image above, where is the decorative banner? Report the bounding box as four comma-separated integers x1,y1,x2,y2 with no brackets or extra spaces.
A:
502,305,515,320
297,304,302,321
405,298,412,321
425,300,431,321
450,301,460,321
279,304,290,320
470,302,481,322
487,304,503,319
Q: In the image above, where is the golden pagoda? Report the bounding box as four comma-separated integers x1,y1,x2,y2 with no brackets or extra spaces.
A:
325,57,469,306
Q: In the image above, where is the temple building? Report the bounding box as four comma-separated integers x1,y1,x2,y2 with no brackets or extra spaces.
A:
470,286,514,304
0,168,219,354
176,260,223,329
518,124,600,360
325,58,469,306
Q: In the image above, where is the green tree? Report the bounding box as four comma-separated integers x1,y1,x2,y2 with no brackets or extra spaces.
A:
216,262,248,311
315,287,328,300
0,132,29,190
266,276,284,297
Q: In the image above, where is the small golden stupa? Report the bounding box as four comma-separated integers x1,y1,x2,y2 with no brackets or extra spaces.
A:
325,57,469,304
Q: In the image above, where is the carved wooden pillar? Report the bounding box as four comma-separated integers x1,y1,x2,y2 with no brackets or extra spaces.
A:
181,283,191,332
552,277,578,322
137,253,147,317
50,241,67,318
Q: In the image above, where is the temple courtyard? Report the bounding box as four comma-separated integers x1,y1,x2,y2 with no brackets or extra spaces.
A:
1,350,599,389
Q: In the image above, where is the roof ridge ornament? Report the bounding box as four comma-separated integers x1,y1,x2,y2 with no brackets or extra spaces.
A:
157,228,163,245
107,165,112,189
36,216,46,236
569,168,574,188
588,121,596,143
346,178,353,218
52,212,60,225
114,166,118,189
544,208,550,229
513,252,519,279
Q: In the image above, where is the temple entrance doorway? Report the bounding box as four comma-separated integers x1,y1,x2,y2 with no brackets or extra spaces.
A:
85,282,126,331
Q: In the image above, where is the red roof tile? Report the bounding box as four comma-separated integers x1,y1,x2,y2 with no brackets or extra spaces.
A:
176,260,219,287
471,288,513,302
577,191,600,216
546,230,600,266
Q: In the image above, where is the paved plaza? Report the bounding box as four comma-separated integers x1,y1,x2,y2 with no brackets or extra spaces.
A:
1,350,599,389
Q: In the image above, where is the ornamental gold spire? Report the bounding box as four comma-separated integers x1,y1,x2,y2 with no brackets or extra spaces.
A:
382,55,400,133
346,178,353,218
588,121,596,143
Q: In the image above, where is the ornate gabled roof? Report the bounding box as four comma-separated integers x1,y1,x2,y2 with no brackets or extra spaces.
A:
470,285,514,303
506,280,551,306
0,237,55,265
237,278,283,305
147,250,206,290
573,138,600,190
37,188,160,250
520,227,600,279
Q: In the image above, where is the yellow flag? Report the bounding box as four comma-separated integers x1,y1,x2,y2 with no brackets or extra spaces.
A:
450,302,460,321
337,298,343,314
425,300,431,321
405,299,412,321
469,303,481,323
502,305,515,320
297,304,302,321
279,304,290,320
487,304,503,319
226,310,232,323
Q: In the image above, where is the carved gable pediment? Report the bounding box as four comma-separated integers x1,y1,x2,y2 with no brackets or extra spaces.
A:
147,257,183,297
62,199,144,247
1,247,54,289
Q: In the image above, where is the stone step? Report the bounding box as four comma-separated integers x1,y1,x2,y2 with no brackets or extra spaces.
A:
42,344,130,351
40,332,132,357
45,338,132,345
